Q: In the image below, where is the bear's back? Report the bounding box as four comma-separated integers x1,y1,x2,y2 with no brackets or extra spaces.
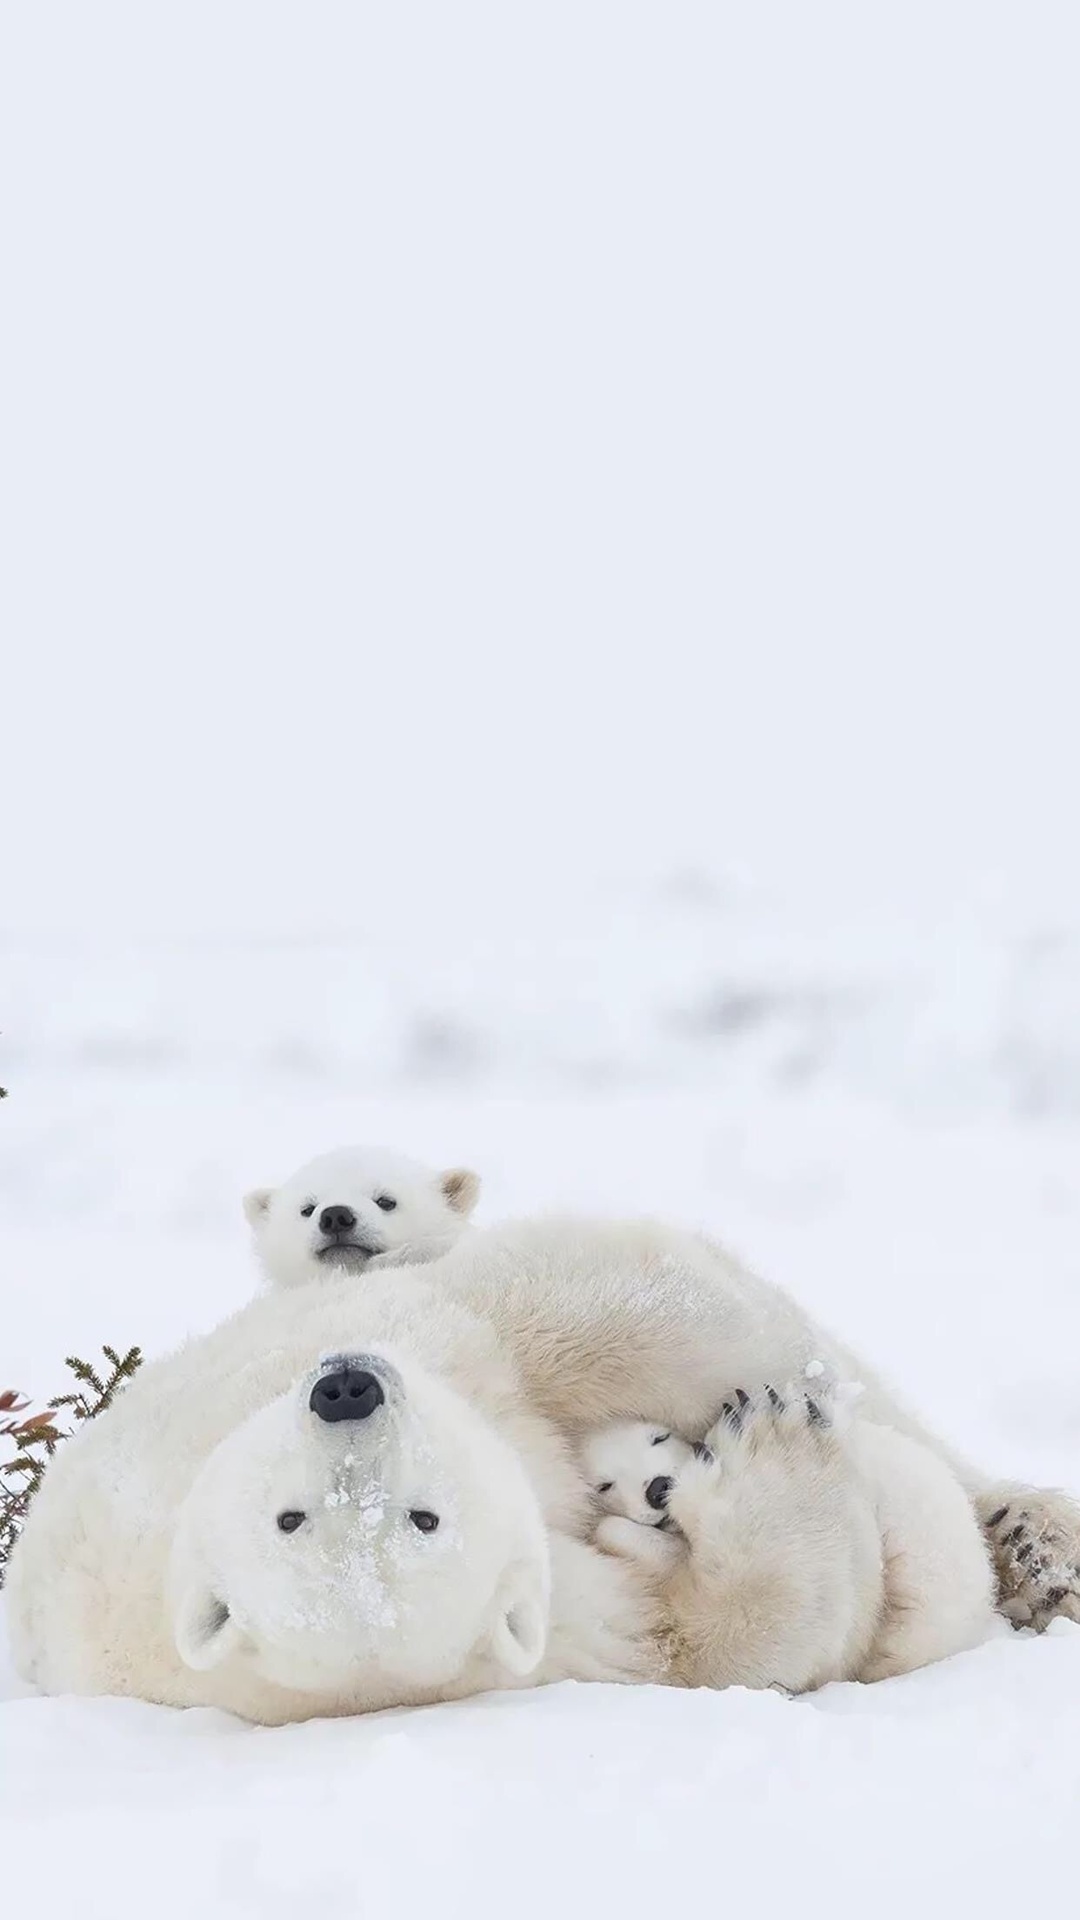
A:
431,1214,832,1435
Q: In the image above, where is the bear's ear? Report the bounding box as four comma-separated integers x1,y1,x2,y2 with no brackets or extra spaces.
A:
173,1586,248,1672
242,1187,274,1227
439,1168,480,1217
489,1558,549,1677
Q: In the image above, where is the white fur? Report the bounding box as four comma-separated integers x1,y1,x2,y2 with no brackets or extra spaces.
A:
244,1147,479,1290
850,1421,997,1680
580,1422,697,1527
169,1346,551,1704
582,1393,995,1691
7,1261,662,1722
8,1213,1076,1719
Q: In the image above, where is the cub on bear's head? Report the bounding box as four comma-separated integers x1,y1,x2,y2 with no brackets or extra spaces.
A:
170,1343,548,1711
244,1146,480,1290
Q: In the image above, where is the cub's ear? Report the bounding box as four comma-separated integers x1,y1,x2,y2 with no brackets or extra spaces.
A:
173,1585,248,1672
489,1557,549,1677
439,1168,480,1217
242,1187,274,1227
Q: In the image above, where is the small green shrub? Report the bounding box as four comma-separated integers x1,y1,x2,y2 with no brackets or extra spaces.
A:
1,1347,143,1583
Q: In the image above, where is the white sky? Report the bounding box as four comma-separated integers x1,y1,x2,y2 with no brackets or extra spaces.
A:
2,5,1078,939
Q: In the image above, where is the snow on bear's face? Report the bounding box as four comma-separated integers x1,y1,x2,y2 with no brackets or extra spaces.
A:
580,1421,697,1528
169,1346,549,1707
244,1147,480,1290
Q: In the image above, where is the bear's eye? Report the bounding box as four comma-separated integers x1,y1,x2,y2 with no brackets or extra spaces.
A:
596,1481,614,1495
277,1510,306,1533
300,1202,316,1218
409,1509,439,1533
651,1433,671,1446
375,1194,397,1212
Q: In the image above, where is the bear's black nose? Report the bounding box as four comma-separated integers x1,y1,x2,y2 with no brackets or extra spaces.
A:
309,1367,385,1423
645,1475,673,1511
319,1204,357,1237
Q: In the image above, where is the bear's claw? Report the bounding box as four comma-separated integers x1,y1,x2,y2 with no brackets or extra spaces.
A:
705,1382,836,1457
978,1492,1080,1632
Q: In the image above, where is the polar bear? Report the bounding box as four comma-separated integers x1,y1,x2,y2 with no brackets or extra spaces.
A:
244,1147,480,1289
9,1270,665,1722
8,1216,1080,1723
168,1346,668,1715
580,1385,996,1690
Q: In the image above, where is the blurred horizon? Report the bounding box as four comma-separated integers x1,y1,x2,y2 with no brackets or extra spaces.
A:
5,867,1080,1126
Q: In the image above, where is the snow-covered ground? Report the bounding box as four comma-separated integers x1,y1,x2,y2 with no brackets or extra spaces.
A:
3,1006,1080,1916
6,1628,1079,1920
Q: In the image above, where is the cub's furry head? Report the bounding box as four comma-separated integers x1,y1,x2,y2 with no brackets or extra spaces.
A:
244,1146,480,1290
579,1421,697,1528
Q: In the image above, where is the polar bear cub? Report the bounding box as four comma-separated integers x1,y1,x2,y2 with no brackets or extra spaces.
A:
581,1382,996,1692
244,1147,480,1289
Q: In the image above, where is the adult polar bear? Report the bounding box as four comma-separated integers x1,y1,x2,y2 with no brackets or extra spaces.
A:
8,1218,1077,1722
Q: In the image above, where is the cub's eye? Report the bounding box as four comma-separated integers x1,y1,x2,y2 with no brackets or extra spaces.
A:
596,1481,614,1494
651,1433,671,1446
277,1510,306,1533
409,1509,439,1533
375,1194,397,1213
300,1202,316,1218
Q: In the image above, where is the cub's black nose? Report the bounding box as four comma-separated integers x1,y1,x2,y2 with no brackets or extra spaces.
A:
645,1475,673,1511
309,1367,385,1423
319,1204,357,1236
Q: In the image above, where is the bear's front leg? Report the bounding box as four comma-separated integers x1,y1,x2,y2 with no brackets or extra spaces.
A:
662,1384,883,1693
977,1487,1080,1631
